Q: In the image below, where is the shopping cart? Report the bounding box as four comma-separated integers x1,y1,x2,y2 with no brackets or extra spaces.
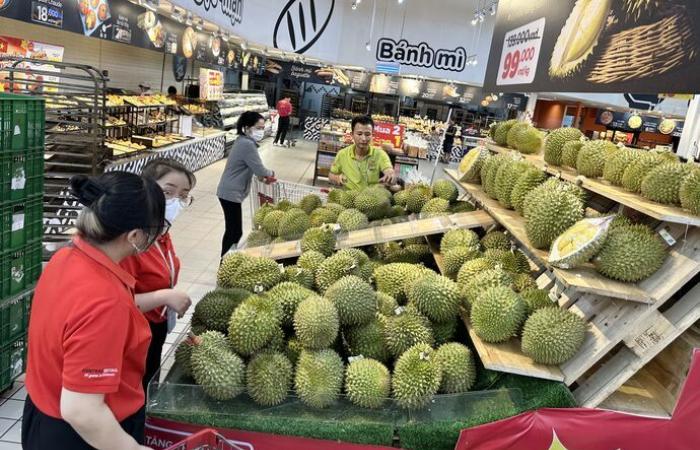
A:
165,428,244,450
251,177,330,216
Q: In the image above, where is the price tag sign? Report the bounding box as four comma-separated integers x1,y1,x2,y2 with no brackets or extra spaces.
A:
31,1,64,29
373,122,405,149
497,18,546,86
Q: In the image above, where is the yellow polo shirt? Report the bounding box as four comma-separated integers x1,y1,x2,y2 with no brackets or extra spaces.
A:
330,144,393,191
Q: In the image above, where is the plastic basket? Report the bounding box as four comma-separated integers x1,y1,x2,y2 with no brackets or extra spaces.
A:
0,239,42,298
0,195,43,253
0,333,26,393
0,93,45,153
165,428,242,450
252,178,329,213
0,290,31,347
0,150,43,203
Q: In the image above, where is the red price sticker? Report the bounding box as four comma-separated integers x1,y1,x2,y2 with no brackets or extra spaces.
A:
497,18,546,86
373,122,405,149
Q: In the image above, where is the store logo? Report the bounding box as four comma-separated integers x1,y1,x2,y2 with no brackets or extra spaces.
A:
192,0,243,27
376,38,467,72
273,0,335,54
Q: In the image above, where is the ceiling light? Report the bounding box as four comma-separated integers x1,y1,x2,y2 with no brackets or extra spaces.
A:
365,42,371,51
351,1,358,10
490,2,497,15
471,17,478,26
398,0,405,4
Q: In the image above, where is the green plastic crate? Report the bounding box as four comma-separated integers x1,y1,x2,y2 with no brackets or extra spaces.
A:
0,240,42,298
0,290,31,346
0,93,45,153
0,334,26,392
0,150,43,203
0,195,43,253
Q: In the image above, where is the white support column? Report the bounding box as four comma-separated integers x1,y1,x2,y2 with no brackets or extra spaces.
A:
677,96,700,161
520,93,538,122
241,72,250,91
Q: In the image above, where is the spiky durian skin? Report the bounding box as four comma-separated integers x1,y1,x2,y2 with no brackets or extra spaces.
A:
576,140,619,178
523,185,584,249
511,273,538,293
297,250,326,275
324,275,377,327
516,126,544,155
335,248,373,281
459,147,490,183
544,128,583,166
406,185,433,213
455,257,497,286
443,246,481,280
262,210,285,237
282,265,315,289
301,226,336,256
266,282,314,328
354,189,390,220
441,229,480,253
641,162,693,205
561,141,585,169
344,319,390,363
521,308,587,365
373,263,418,302
315,253,361,292
246,230,272,247
337,208,369,231
286,338,303,367
217,252,254,288
482,155,510,199
228,296,282,356
493,120,517,146
495,161,532,209
175,340,194,377
227,257,284,292
408,275,460,323
383,308,435,358
421,197,450,217
246,352,293,406
376,292,399,316
294,349,344,409
450,201,475,213
253,204,273,228
345,358,391,408
481,231,510,250
511,167,547,215
191,337,245,401
309,207,338,227
293,296,339,350
328,189,354,208
192,288,251,333
621,153,663,193
593,224,667,282
435,343,476,394
680,169,700,215
432,179,459,202
431,319,458,345
506,122,530,149
275,199,296,211
470,286,526,343
603,148,639,186
392,344,442,410
483,248,529,274
521,288,554,315
299,194,323,215
461,267,514,308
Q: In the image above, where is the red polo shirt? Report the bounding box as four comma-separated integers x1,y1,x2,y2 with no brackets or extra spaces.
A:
120,233,181,323
276,99,292,117
25,236,151,422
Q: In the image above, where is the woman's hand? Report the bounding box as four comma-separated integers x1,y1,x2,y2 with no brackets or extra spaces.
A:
160,289,192,317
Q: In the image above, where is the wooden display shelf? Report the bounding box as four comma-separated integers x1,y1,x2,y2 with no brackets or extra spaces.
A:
443,168,652,303
485,141,700,227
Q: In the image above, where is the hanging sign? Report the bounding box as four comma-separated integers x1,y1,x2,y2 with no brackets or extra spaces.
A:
373,122,404,149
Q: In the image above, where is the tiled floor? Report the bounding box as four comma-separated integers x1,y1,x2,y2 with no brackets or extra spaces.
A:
3,138,450,447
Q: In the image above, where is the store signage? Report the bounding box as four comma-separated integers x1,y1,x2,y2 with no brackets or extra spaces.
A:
596,109,684,136
376,38,467,72
30,0,63,29
375,61,400,75
0,35,65,93
484,0,700,93
273,0,336,54
191,0,243,28
373,121,404,148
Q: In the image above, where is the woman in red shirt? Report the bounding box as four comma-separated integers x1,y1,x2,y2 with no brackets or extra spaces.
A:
121,158,195,393
23,171,165,450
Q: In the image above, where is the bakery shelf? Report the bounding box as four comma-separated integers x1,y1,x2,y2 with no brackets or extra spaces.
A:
485,141,700,227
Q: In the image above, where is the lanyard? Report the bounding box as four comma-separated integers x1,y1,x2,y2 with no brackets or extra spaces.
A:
153,241,175,289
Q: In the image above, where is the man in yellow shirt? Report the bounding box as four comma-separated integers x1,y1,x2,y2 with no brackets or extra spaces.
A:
329,116,397,190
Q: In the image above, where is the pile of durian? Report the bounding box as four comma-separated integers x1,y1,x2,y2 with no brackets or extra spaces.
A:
246,182,474,248
489,120,544,155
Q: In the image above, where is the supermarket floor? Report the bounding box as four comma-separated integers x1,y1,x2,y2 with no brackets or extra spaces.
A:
0,138,452,448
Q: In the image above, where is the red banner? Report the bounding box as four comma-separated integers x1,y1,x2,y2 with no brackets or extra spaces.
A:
145,417,395,450
457,349,700,450
373,122,405,149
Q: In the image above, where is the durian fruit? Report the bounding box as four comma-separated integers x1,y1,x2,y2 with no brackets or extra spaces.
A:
493,120,517,146
393,189,409,207
561,141,585,169
431,318,458,345
228,257,284,292
523,184,585,249
383,307,434,358
275,199,296,211
622,152,664,193
603,148,639,186
373,263,417,301
461,267,514,308
549,216,613,269
521,308,587,365
228,295,282,356
310,207,338,227
641,162,692,205
544,128,584,166
190,334,245,401
282,264,315,289
286,338,303,367
263,325,286,353
354,189,390,220
459,147,490,183
278,209,311,241
488,122,498,139
441,229,480,253
217,252,254,288
324,275,377,327
576,140,619,178
190,317,207,335
253,204,273,229
369,185,393,202
325,202,346,215
294,349,344,408
406,185,433,214
511,273,538,293
515,127,544,155
174,339,194,377
420,198,450,217
299,194,323,215
432,179,458,202
301,226,336,256
262,210,285,237
335,248,373,281
337,208,369,231
328,189,354,208
482,155,510,199
443,246,481,279
680,168,700,215
594,224,667,282
267,282,315,328
483,248,530,274
297,250,326,276
511,167,547,215
392,343,442,410
495,160,532,209
434,343,476,394
521,288,554,315
470,286,526,343
344,319,390,363
246,352,293,406
506,122,530,149
192,288,251,333
387,205,407,218
408,275,461,323
345,358,391,408
450,201,475,213
245,230,272,248
549,0,613,78
376,292,399,317
315,253,361,292
455,257,497,286
293,295,340,350
481,230,511,250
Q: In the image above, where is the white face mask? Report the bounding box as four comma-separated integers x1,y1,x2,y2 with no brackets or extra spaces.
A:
165,197,183,223
250,128,265,142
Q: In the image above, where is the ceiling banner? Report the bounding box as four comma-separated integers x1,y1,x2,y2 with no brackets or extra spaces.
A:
483,0,700,93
